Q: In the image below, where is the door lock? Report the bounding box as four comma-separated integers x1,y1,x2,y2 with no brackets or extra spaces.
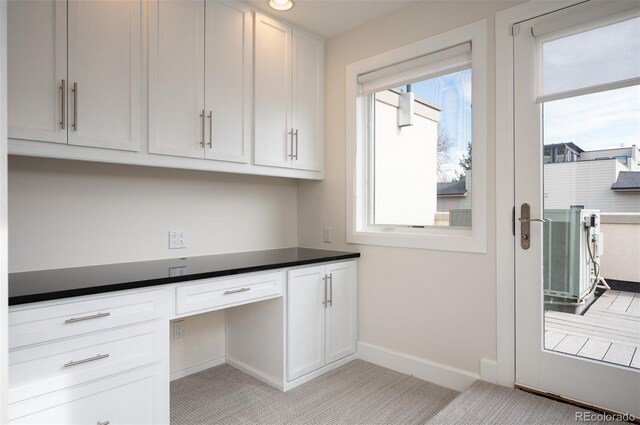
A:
520,203,550,250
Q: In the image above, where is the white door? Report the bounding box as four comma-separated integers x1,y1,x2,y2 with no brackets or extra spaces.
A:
254,14,292,169
287,265,326,381
8,0,67,144
204,1,251,163
514,2,640,416
325,261,357,364
291,29,323,172
148,0,205,158
67,0,142,151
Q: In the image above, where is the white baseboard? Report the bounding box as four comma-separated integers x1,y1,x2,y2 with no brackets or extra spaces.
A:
282,354,357,392
170,356,226,381
356,341,479,392
480,358,498,384
225,357,283,390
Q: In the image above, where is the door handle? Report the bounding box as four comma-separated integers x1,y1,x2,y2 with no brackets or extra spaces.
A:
293,129,299,160
322,275,328,308
328,273,333,307
200,110,205,148
72,82,78,131
60,79,66,129
288,128,294,159
520,203,551,250
207,110,213,148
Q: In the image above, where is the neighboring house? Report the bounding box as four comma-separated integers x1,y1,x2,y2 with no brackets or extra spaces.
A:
436,174,471,213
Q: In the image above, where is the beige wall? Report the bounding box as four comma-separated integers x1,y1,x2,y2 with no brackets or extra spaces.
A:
8,156,298,373
298,1,519,375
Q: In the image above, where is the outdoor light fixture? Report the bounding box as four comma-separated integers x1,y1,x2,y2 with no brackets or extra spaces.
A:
269,0,294,11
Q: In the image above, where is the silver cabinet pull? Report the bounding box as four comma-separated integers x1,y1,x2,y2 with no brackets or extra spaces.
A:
64,353,109,368
72,82,78,131
224,287,251,295
322,275,328,308
288,128,295,159
294,129,299,160
65,312,110,323
207,110,213,148
97,421,110,425
328,273,333,307
60,79,66,129
200,110,205,147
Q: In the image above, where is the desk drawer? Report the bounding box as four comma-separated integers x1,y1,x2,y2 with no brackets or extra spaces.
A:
9,364,165,424
9,289,167,349
175,271,283,316
9,321,164,404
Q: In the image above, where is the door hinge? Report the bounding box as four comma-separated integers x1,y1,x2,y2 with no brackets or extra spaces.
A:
510,23,521,36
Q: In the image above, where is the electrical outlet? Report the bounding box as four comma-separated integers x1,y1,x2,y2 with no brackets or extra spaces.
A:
323,226,332,243
169,266,186,277
173,320,185,340
169,230,187,249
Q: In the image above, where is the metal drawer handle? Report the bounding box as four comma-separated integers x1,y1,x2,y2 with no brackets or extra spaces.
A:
224,287,251,295
65,312,110,324
294,129,299,160
64,353,109,368
208,110,213,148
97,421,110,425
288,128,294,159
72,82,78,131
328,273,333,307
60,79,66,129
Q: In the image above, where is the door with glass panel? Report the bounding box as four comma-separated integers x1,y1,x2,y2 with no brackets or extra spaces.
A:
514,1,640,416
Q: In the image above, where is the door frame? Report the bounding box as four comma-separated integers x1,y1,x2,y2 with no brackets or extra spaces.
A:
494,0,585,388
1,0,8,422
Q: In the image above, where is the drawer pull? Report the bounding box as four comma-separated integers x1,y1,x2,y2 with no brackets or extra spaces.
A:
64,353,109,368
65,312,111,324
224,287,251,295
97,421,110,425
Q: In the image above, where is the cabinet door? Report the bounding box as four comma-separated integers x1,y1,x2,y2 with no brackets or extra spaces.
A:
67,0,142,151
287,265,326,381
291,29,324,172
148,0,205,158
254,14,292,168
325,261,357,364
204,1,252,163
8,0,67,144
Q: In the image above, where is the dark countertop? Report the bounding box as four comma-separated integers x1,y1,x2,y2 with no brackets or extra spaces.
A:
9,248,360,305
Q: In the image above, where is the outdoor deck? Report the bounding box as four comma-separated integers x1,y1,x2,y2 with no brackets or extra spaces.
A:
544,290,640,369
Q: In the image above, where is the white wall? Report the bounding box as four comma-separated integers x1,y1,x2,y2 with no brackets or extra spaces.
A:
298,1,520,376
8,156,298,374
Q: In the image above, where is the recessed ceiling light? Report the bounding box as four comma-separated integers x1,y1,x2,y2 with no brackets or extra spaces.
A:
269,0,294,11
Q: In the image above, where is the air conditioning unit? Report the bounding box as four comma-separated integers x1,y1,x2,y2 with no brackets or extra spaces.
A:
543,209,603,302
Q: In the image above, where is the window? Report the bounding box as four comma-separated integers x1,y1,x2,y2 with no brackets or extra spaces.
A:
346,20,487,252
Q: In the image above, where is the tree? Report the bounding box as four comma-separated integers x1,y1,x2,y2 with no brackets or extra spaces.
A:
455,142,472,182
437,126,454,182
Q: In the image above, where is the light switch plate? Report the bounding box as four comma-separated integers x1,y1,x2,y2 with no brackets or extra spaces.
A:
323,226,332,243
169,230,186,249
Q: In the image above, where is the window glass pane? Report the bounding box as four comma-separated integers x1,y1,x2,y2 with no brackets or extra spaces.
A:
370,68,472,228
542,17,640,98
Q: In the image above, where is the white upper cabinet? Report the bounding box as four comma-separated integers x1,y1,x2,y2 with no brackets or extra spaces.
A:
8,0,67,144
291,29,324,172
254,14,292,169
148,0,205,158
254,15,324,171
149,0,251,163
67,0,142,151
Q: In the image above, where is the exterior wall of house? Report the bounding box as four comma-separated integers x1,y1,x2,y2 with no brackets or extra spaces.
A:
599,213,640,284
580,145,640,171
544,159,640,213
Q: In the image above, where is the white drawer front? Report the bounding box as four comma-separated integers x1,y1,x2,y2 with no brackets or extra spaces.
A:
175,271,283,316
9,364,165,424
9,321,164,404
9,289,167,349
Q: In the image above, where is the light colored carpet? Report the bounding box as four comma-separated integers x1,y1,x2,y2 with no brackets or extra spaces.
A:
171,359,458,424
427,380,631,425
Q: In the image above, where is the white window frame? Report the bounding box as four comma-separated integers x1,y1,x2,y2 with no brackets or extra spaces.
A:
345,20,487,253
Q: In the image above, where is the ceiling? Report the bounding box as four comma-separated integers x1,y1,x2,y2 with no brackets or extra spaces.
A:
246,0,418,39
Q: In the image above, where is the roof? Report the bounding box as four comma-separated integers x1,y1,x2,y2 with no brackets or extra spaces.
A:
437,178,467,197
611,171,640,191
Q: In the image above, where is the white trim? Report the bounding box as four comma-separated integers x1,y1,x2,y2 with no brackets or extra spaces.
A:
346,20,487,253
282,354,357,392
169,356,226,381
494,0,586,389
356,341,478,392
0,0,7,420
480,358,498,384
225,356,284,390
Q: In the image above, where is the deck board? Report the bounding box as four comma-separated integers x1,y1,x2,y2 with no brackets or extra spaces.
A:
553,335,588,355
602,344,636,367
577,339,611,361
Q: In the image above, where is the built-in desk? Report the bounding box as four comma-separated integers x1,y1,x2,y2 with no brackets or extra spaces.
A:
8,248,360,424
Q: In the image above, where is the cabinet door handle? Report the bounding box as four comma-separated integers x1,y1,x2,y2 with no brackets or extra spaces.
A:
97,421,110,425
65,312,110,324
323,275,328,308
64,353,109,368
288,128,294,159
294,129,299,160
224,287,251,295
328,273,333,307
60,79,66,129
200,110,205,147
208,110,213,148
72,82,78,131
